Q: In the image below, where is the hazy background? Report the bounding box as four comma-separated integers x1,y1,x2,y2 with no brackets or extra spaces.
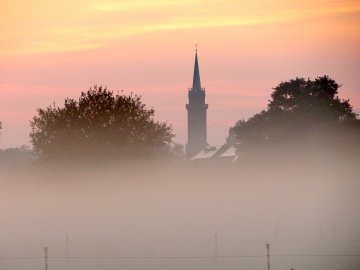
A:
0,159,360,270
1,0,360,148
1,2,360,268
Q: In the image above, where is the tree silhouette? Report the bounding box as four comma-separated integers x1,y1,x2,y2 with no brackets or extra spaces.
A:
30,86,174,161
230,76,360,152
268,76,355,121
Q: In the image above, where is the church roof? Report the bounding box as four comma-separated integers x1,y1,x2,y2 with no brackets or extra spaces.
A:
192,146,219,160
191,144,238,161
220,146,237,157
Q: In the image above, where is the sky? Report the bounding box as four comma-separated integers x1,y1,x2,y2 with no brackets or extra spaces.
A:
1,0,360,148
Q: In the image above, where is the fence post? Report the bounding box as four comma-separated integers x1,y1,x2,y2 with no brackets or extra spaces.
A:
266,243,270,270
214,233,218,270
44,247,48,270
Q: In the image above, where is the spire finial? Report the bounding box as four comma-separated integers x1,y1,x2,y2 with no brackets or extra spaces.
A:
195,44,197,54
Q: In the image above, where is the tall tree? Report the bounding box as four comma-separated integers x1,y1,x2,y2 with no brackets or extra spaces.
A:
230,76,359,150
30,86,174,161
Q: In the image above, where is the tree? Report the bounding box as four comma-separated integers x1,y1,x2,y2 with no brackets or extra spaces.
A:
30,86,174,161
230,76,360,152
0,146,35,168
268,76,356,121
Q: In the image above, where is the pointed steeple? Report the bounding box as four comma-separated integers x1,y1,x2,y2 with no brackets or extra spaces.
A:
192,49,202,91
186,46,208,159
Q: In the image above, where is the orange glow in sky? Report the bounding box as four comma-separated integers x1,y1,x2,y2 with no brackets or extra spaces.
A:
1,0,360,147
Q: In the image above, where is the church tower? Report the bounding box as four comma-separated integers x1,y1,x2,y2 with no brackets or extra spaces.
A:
186,49,208,158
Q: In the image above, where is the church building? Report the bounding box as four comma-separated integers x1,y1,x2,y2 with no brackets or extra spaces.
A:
186,50,238,163
186,50,208,159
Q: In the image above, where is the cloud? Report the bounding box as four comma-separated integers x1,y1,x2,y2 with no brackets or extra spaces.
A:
91,0,193,12
1,0,360,55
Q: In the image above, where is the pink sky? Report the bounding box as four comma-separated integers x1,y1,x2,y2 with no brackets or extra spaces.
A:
1,0,360,148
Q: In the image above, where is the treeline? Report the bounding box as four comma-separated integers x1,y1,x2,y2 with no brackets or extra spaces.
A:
1,76,359,168
0,147,35,168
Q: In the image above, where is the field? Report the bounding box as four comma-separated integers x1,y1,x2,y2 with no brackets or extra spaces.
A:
1,161,359,270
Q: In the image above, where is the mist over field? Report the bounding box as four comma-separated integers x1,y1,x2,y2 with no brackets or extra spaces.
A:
1,73,359,270
1,153,360,270
2,1,360,270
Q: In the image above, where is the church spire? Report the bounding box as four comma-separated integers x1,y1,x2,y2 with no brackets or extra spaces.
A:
192,46,202,91
186,46,208,159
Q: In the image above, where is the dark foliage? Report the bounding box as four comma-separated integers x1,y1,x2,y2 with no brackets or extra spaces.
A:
30,86,174,161
230,76,360,154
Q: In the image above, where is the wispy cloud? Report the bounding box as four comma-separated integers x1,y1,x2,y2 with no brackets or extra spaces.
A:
91,0,193,12
1,0,360,55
